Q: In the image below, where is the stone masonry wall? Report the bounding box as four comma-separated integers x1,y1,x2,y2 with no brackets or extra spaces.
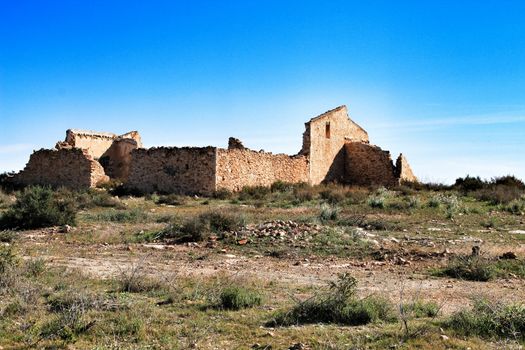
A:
14,148,109,189
344,142,398,187
395,154,418,183
126,147,217,195
216,149,309,192
99,139,139,180
301,106,369,185
64,129,117,159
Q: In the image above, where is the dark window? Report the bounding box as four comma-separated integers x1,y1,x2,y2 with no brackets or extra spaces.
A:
325,122,331,139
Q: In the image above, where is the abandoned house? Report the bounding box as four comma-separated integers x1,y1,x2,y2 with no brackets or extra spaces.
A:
13,105,417,194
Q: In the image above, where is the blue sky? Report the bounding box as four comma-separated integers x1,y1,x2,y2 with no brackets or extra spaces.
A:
1,1,524,183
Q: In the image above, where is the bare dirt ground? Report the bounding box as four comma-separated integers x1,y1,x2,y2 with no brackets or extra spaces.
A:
20,229,525,316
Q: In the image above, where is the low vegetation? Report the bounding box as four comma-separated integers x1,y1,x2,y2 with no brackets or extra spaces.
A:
0,186,77,229
218,285,263,310
433,255,525,281
2,175,525,348
268,274,396,327
447,298,525,340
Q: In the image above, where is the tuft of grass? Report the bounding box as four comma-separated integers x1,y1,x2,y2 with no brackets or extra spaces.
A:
0,230,17,243
268,274,396,327
24,258,46,277
87,208,149,223
218,286,263,310
0,186,77,229
402,300,440,318
434,255,495,281
504,198,525,215
116,261,167,294
367,188,391,209
446,298,525,340
319,203,339,223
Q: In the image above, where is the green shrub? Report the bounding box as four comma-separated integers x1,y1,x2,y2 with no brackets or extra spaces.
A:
473,185,523,205
368,196,385,209
407,196,420,209
293,187,317,202
437,256,495,281
213,188,233,200
24,258,46,277
402,300,439,318
155,194,187,206
0,190,13,209
0,245,18,276
427,195,442,208
504,199,525,215
447,298,525,340
319,204,339,222
493,175,525,190
268,274,395,326
74,189,124,209
219,286,262,310
0,230,17,243
319,186,347,204
454,175,486,192
0,172,18,192
200,211,244,232
239,186,271,200
271,180,305,193
0,186,77,229
159,211,245,243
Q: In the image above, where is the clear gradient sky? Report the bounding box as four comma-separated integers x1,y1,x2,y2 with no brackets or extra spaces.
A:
1,1,524,183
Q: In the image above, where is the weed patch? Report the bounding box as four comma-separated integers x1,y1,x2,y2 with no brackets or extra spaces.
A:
268,274,395,326
218,286,262,310
447,298,525,340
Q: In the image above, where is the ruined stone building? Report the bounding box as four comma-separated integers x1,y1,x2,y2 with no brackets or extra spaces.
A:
13,105,417,194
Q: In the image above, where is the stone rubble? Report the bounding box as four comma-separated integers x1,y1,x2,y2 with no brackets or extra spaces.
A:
224,220,322,244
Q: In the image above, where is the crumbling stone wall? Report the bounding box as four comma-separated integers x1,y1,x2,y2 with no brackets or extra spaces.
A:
61,129,117,159
301,106,369,185
99,138,139,180
216,148,308,192
13,105,417,193
344,142,398,186
14,148,109,189
395,154,417,183
58,129,143,160
126,147,217,195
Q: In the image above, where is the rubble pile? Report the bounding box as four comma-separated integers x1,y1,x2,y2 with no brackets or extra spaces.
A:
224,220,322,244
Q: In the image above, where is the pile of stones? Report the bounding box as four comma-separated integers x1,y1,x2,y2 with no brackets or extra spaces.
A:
224,220,322,244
